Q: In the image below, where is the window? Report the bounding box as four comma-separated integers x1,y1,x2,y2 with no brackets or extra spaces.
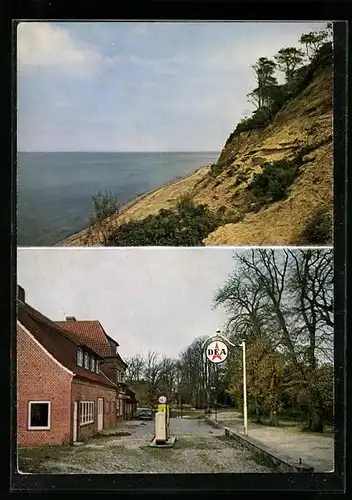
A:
84,352,89,370
116,370,121,383
80,401,94,425
90,357,95,372
28,401,51,430
76,348,83,367
116,398,123,417
95,361,100,374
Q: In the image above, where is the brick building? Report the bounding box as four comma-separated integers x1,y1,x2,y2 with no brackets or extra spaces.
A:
17,286,117,447
56,317,137,420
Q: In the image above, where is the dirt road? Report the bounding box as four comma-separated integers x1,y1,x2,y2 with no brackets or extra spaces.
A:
19,418,271,474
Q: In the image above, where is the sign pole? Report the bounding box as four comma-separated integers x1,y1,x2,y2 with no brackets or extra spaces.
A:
215,364,218,423
202,330,249,436
242,341,248,436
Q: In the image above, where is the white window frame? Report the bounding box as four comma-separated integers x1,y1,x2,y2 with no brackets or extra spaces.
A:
90,357,95,372
95,361,100,374
84,352,89,370
80,401,94,426
28,401,51,430
77,348,83,367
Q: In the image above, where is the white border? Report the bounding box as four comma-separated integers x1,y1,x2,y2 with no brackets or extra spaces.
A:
17,246,335,251
28,401,51,430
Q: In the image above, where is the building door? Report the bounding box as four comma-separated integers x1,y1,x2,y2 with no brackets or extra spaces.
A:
73,402,78,442
98,398,104,430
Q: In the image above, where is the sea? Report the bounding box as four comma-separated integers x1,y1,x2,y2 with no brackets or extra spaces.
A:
17,151,220,246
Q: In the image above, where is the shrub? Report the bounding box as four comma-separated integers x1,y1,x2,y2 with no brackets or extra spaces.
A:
210,161,227,178
88,190,120,245
106,199,221,246
297,206,332,245
234,107,272,134
249,159,300,203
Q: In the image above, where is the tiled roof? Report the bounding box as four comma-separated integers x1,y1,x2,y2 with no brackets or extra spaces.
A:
56,321,127,368
17,301,117,389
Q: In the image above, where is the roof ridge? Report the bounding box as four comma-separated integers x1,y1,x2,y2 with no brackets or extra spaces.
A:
19,302,104,357
56,319,101,323
19,302,82,346
55,318,116,357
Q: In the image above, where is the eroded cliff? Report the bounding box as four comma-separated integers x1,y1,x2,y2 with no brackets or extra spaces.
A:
58,45,332,247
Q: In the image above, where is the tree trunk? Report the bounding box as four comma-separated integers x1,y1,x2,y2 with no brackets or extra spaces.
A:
254,406,262,423
307,412,312,429
268,374,279,426
310,407,324,432
269,409,279,426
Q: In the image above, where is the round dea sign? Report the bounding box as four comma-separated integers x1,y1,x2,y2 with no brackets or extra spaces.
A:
205,340,228,364
158,395,167,404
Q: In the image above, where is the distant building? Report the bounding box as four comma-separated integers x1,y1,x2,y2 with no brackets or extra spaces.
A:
17,286,117,447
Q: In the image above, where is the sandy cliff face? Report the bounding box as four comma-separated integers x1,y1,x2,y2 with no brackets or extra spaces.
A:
58,51,332,247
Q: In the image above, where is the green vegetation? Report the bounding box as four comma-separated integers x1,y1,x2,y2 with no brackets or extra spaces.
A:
88,190,120,245
214,249,334,432
106,195,221,246
210,161,227,178
297,205,332,245
248,158,300,203
223,24,332,140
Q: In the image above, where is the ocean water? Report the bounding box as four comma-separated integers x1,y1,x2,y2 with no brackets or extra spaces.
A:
17,151,219,246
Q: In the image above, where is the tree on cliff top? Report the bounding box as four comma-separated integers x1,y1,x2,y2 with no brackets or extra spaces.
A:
274,46,305,83
299,31,330,61
248,57,278,110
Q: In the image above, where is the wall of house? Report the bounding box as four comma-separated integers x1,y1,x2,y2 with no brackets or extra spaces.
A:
71,379,116,441
101,358,126,385
17,324,73,447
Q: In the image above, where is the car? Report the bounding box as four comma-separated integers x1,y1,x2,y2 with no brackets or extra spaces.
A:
136,407,153,420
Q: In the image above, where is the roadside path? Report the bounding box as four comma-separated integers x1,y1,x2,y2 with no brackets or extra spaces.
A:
212,411,334,472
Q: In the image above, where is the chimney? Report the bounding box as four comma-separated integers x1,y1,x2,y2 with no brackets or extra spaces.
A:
17,285,25,302
65,316,76,321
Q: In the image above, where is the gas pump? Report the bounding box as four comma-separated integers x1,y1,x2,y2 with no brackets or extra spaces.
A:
153,395,175,446
157,403,170,441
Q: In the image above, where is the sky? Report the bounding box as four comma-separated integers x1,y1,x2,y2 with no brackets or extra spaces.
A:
17,21,326,152
17,247,240,360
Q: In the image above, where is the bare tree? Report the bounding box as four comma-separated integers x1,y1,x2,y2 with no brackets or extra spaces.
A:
88,190,120,245
125,355,145,383
214,248,334,432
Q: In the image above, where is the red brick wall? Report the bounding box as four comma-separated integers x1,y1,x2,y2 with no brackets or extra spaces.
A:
17,324,73,447
72,379,116,441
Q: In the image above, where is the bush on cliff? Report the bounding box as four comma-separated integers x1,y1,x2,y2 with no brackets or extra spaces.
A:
297,205,332,245
106,196,221,246
249,159,300,203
